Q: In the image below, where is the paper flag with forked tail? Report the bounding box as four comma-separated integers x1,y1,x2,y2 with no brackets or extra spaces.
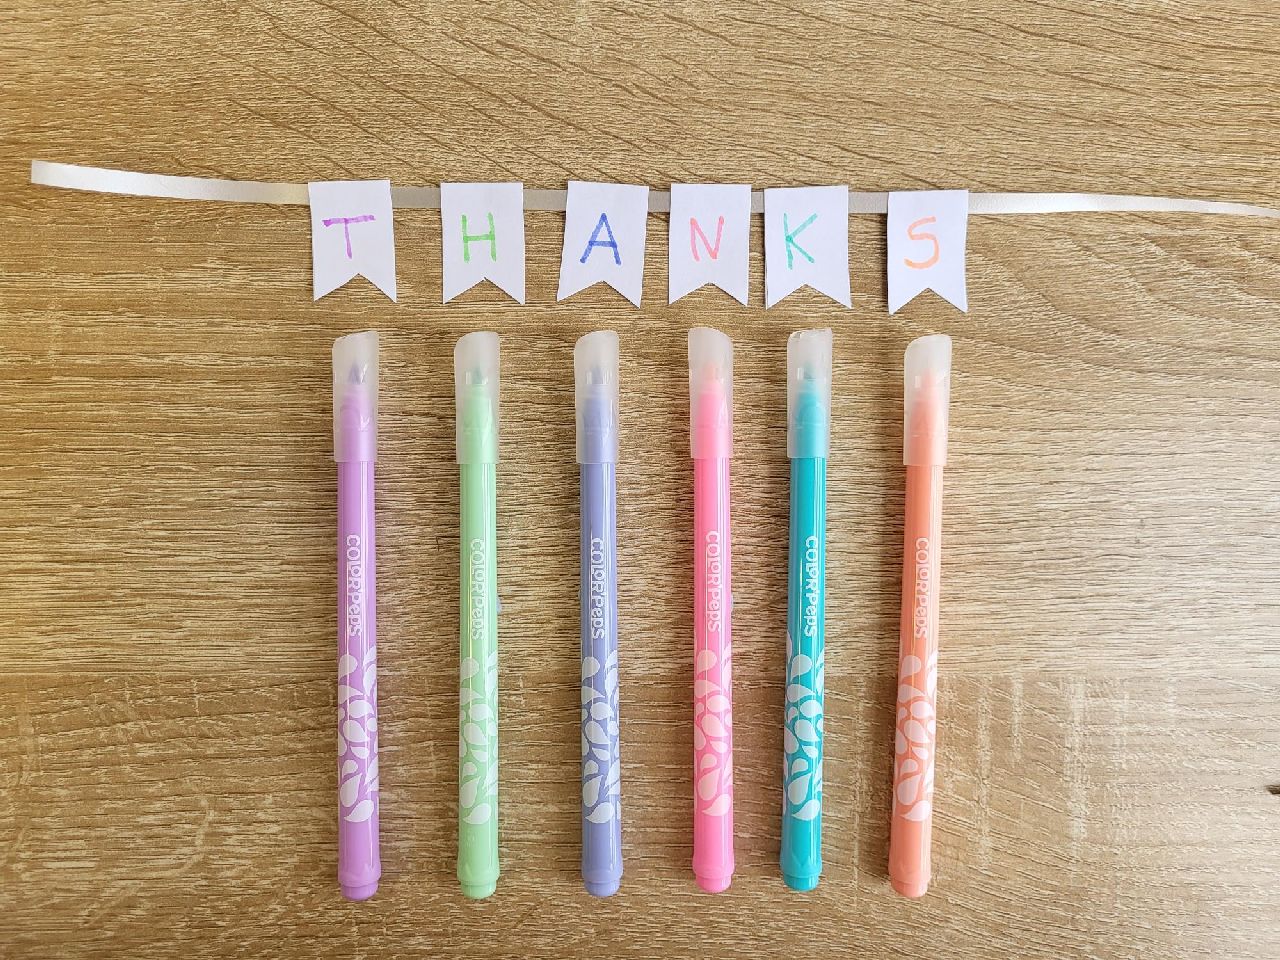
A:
668,183,751,305
887,190,969,313
557,181,650,306
308,180,397,301
763,185,850,308
439,182,526,304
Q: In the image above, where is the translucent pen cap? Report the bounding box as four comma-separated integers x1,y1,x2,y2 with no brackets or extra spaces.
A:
903,334,952,466
574,330,620,465
332,330,379,463
688,326,733,460
454,331,500,465
787,328,832,459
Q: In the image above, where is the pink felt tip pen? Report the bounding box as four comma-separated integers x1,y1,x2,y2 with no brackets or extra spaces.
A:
333,331,381,901
688,326,735,894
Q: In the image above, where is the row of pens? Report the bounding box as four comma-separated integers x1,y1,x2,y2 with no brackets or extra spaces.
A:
331,326,951,902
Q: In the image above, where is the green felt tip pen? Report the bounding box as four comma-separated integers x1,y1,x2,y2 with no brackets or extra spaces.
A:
454,331,501,900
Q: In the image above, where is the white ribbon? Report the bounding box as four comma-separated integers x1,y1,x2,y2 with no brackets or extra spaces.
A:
31,160,1280,220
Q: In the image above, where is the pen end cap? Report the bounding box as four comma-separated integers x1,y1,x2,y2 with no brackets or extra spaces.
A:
454,332,501,464
783,872,820,892
332,331,379,462
574,330,621,464
787,327,833,459
694,872,732,894
584,877,621,897
340,880,378,901
903,333,952,466
890,876,930,898
688,327,734,459
460,880,497,900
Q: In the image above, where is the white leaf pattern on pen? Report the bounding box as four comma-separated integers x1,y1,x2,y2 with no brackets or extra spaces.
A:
893,647,937,823
338,640,378,823
783,630,823,821
794,798,821,821
694,643,733,818
344,798,374,823
459,650,499,827
581,648,620,824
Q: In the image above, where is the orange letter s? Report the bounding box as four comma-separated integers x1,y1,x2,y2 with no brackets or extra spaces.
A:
904,216,940,270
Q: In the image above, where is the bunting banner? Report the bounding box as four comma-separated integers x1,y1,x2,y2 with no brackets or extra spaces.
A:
557,181,650,306
308,180,397,302
439,182,526,304
28,161,1280,313
887,190,969,314
763,186,851,308
668,183,751,305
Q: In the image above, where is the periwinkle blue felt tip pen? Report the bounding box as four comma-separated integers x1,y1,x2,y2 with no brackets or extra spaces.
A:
574,330,623,897
780,328,832,892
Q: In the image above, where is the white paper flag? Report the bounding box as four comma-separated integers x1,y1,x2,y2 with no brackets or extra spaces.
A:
763,186,850,308
308,180,396,301
668,183,751,305
557,181,649,306
439,182,525,303
886,190,969,313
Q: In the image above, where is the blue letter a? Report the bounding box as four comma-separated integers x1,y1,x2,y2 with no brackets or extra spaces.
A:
579,212,622,266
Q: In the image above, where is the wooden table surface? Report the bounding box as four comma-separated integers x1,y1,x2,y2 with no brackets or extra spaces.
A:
2,2,1278,957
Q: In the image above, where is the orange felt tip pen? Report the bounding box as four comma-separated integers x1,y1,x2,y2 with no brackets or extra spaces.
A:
888,333,951,899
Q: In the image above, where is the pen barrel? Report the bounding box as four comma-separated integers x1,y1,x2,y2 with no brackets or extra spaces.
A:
781,457,826,891
458,462,500,900
889,464,944,898
692,456,734,893
579,463,622,897
336,460,381,900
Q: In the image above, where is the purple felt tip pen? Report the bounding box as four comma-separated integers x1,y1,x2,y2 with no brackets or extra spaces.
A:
333,331,381,901
574,331,623,897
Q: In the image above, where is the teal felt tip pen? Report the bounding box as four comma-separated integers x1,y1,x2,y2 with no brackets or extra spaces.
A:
454,331,501,900
780,328,831,892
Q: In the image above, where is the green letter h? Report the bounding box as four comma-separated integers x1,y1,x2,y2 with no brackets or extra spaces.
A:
461,213,498,263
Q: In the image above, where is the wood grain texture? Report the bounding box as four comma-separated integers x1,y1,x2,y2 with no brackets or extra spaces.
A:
1,1,1278,957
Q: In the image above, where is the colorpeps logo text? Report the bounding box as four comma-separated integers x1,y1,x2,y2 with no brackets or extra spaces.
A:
913,537,931,641
802,535,821,639
344,534,363,641
469,538,487,644
588,536,608,642
705,530,725,634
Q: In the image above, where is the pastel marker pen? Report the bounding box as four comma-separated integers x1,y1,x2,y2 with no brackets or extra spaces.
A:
688,326,735,894
455,331,501,900
332,330,381,901
574,330,623,898
889,334,952,899
780,328,831,892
